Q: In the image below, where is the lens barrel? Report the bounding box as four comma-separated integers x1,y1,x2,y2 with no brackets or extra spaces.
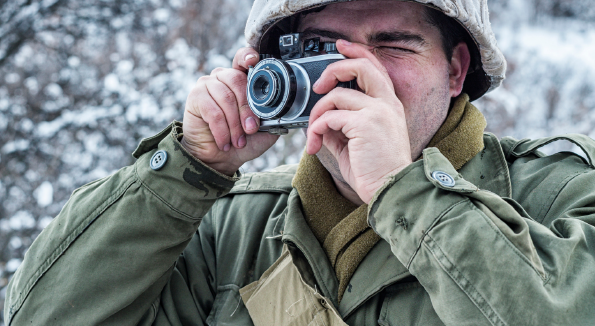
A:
247,59,296,119
250,69,279,106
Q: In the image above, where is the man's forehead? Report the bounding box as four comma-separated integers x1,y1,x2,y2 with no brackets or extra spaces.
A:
296,1,435,39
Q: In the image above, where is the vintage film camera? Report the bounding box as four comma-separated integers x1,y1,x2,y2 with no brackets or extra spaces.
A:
247,33,357,135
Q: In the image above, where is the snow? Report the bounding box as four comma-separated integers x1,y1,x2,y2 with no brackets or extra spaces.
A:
37,216,54,229
8,211,36,231
104,73,120,92
5,259,22,273
4,73,20,84
33,182,54,207
1,139,30,154
153,8,170,22
9,237,22,250
44,83,63,98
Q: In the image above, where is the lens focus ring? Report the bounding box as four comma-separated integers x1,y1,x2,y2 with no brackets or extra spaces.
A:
247,58,297,120
250,69,279,106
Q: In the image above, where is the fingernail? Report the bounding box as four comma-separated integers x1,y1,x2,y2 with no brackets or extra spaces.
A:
245,54,257,62
246,117,257,131
339,39,351,46
223,144,231,152
238,134,246,148
313,79,320,89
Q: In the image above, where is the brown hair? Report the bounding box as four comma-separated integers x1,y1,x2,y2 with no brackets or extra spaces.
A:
423,6,480,73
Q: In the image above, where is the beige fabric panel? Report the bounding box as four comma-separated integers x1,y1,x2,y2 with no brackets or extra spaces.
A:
240,245,348,326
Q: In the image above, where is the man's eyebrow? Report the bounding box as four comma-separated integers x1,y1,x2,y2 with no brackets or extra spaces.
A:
301,28,427,46
369,31,427,45
301,28,350,41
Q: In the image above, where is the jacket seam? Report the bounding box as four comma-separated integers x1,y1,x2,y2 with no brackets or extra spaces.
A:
487,134,513,197
212,200,220,254
413,288,426,326
212,282,242,323
229,172,296,194
217,283,241,292
342,269,411,319
7,174,137,325
229,186,293,194
540,171,585,223
150,297,160,323
423,234,506,326
467,200,547,281
406,199,468,269
283,236,335,308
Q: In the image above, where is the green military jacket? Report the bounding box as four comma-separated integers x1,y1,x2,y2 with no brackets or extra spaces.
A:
5,122,595,325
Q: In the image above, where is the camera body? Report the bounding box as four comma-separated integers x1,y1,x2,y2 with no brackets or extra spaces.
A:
247,33,356,135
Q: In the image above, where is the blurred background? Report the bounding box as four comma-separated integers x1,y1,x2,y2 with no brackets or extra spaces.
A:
0,0,594,321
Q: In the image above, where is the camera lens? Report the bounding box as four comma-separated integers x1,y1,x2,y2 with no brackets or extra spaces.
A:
250,69,279,106
247,59,296,119
261,81,269,96
253,75,270,100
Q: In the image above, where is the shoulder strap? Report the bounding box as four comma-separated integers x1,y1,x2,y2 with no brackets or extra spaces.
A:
506,134,595,169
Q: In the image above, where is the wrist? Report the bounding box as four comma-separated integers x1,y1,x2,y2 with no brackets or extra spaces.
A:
363,163,411,204
180,136,239,177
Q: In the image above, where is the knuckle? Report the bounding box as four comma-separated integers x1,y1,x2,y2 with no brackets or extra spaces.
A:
329,87,346,95
229,72,247,89
211,67,225,75
187,86,204,102
204,105,225,123
195,75,209,86
220,89,237,106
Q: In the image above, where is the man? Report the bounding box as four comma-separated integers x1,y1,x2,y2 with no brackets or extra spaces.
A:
5,0,595,325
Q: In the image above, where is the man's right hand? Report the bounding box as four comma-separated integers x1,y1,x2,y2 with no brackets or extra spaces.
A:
181,47,279,176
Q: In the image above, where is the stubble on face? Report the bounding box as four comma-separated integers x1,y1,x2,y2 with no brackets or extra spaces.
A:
404,72,452,160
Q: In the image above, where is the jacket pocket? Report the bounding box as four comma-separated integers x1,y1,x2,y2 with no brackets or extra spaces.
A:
206,284,253,326
378,282,444,326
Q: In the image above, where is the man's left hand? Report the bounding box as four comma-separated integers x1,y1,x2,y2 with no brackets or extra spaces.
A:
306,39,413,203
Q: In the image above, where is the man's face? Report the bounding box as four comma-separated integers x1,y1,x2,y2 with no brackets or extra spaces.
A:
298,0,464,160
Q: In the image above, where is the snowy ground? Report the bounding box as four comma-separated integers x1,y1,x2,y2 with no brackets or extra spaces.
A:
0,0,594,322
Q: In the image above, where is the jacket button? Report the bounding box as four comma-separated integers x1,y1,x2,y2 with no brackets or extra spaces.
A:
431,171,455,187
150,150,168,170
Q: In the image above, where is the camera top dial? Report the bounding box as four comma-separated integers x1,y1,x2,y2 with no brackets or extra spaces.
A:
247,59,297,119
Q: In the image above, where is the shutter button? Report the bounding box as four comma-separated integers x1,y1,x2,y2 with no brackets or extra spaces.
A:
431,171,455,187
150,150,168,170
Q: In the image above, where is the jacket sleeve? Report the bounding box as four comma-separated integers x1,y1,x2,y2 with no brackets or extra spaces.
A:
368,147,595,326
3,122,239,326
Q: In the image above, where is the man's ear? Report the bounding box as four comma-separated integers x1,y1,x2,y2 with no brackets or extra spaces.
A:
448,41,471,98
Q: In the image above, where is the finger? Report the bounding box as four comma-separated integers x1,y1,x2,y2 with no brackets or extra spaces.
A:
307,110,355,155
193,82,232,151
210,67,226,75
214,69,261,136
232,47,260,72
308,87,374,125
205,80,244,149
313,57,394,98
336,39,387,72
